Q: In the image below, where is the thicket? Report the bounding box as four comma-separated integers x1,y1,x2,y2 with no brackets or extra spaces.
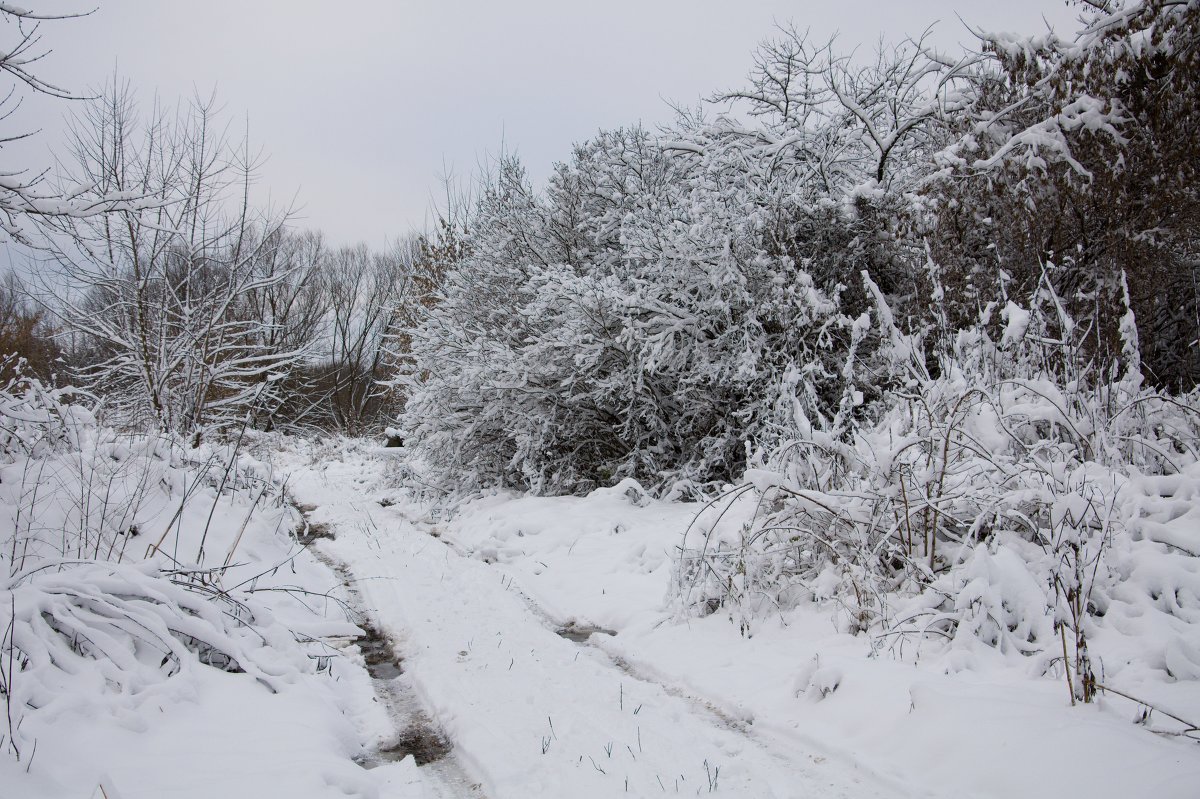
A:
401,1,1200,497
395,2,1200,714
13,3,1192,467
2,5,1190,457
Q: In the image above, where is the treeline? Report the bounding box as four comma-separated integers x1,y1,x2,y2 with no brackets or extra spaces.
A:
3,84,443,439
400,0,1200,495
1,1,1196,475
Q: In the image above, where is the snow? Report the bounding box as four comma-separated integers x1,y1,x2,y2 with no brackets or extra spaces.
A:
3,410,1198,798
0,405,423,798
12,664,387,799
4,2,1197,796
999,301,1031,348
286,447,894,798
275,441,1200,799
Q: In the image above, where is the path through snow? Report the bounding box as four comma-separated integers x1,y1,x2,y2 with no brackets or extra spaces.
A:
293,502,483,799
288,456,901,799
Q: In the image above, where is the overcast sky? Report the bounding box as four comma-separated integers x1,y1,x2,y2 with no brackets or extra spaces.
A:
9,1,1083,248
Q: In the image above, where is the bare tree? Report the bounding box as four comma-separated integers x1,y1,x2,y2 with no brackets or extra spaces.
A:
235,228,331,431
317,239,415,434
42,81,305,442
0,6,140,244
695,25,974,195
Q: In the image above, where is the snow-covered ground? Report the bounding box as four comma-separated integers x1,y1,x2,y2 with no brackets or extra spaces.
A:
4,430,1197,798
288,445,892,798
0,423,419,799
283,439,1200,799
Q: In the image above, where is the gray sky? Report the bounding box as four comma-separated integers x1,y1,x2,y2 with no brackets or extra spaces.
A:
9,1,1083,248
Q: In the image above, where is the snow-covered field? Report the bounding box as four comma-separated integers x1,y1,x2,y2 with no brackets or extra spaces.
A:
3,421,1198,798
4,3,1199,797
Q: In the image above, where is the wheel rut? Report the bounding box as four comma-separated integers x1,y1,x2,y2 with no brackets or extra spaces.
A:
288,470,902,798
293,501,485,798
373,503,903,796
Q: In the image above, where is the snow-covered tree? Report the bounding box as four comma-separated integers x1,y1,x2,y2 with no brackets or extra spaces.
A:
43,83,303,443
401,121,859,494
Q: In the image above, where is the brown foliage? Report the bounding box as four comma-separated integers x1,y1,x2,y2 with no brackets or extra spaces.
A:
0,273,60,382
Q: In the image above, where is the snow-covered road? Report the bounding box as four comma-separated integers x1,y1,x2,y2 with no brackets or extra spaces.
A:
289,458,898,799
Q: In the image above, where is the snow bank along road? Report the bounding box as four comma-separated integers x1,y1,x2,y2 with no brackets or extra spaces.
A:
288,456,901,799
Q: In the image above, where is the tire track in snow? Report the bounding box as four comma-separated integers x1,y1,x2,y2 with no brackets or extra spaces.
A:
387,505,922,799
397,513,756,734
297,486,902,798
293,502,487,799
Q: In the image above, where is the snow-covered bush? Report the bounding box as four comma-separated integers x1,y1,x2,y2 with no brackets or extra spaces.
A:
2,562,309,744
0,365,93,463
676,271,1200,701
0,373,347,762
399,26,984,497
401,120,894,495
